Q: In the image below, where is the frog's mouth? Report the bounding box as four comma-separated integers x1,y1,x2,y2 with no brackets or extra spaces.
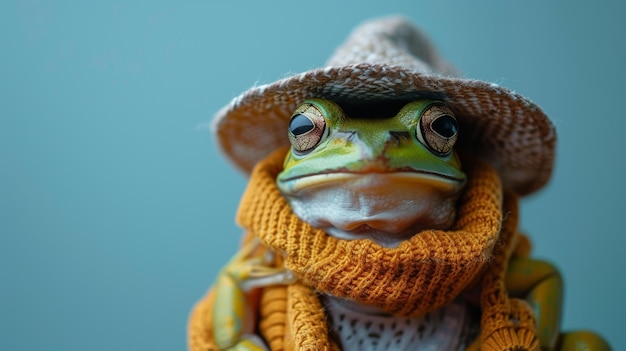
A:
279,170,466,194
277,172,467,248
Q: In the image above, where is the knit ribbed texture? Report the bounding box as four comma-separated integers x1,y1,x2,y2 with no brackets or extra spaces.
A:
188,290,217,351
479,195,540,351
259,285,289,351
188,148,539,350
287,282,339,351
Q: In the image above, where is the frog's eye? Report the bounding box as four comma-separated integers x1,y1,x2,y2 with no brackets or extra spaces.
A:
288,103,328,153
416,103,459,155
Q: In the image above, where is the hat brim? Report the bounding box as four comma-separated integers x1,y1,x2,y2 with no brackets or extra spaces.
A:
212,63,555,196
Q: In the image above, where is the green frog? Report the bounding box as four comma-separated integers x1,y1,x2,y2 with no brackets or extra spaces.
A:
210,98,610,350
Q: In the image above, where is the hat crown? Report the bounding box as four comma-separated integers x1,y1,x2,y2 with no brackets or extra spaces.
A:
325,17,457,77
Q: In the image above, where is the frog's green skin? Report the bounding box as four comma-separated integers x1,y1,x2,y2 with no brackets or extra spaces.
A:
211,238,296,351
211,99,610,350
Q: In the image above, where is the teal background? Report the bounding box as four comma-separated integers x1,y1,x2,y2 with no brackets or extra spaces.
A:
2,1,624,349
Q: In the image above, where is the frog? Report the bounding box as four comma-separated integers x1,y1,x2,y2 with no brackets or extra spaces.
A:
190,16,611,351
206,98,610,351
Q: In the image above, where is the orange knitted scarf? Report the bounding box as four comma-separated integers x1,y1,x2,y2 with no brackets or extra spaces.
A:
188,148,539,351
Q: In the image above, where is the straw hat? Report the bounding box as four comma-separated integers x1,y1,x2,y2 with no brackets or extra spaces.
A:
212,16,555,196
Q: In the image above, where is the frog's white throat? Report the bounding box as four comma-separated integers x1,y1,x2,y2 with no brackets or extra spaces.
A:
280,173,465,248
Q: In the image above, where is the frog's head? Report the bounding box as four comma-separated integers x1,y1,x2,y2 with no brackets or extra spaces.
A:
276,98,466,247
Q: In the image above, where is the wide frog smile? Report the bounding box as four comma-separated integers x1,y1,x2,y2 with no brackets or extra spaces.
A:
279,168,466,193
276,98,467,247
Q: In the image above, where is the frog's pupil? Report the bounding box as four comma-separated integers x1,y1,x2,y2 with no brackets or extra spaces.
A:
431,115,457,138
289,114,315,135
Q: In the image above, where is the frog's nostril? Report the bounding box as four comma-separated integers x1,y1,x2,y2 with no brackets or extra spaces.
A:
389,131,411,143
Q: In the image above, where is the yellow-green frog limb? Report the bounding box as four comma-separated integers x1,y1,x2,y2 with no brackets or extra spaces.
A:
506,257,610,351
212,238,296,350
